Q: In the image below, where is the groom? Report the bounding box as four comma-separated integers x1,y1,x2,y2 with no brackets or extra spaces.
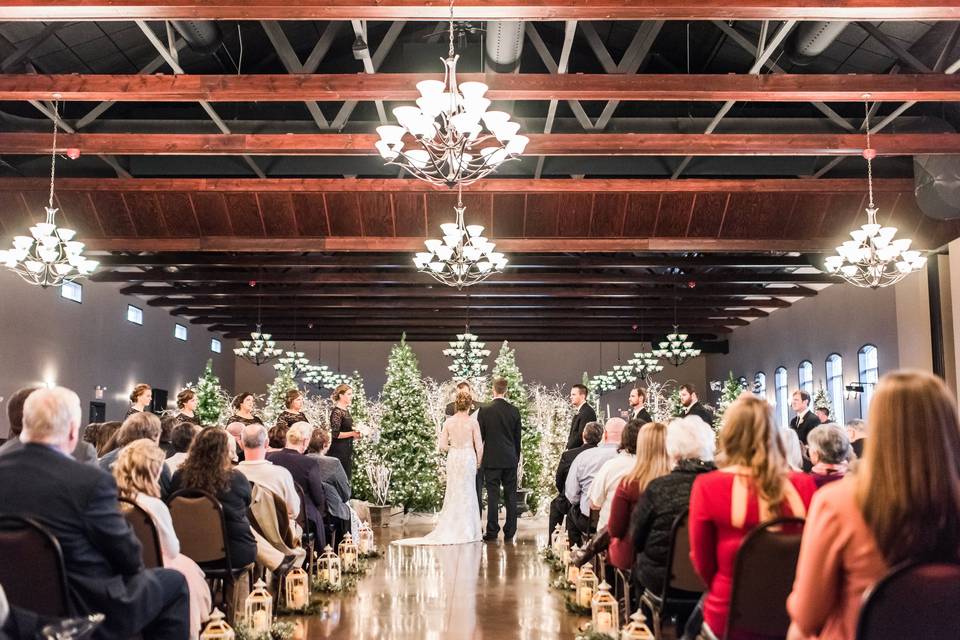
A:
478,376,522,542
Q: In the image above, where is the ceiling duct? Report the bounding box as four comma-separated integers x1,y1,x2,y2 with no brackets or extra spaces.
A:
904,116,960,221
170,20,223,54
485,21,524,73
784,21,848,66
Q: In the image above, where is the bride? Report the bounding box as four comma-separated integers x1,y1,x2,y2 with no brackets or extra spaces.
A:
395,390,483,545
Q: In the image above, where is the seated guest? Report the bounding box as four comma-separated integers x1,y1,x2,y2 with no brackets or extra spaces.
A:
174,389,201,428
95,421,122,457
82,421,101,447
99,412,161,470
226,421,245,463
169,428,258,570
549,421,603,536
159,415,178,458
114,440,211,639
619,417,714,588
605,421,671,572
565,417,625,545
780,427,805,471
305,428,353,546
788,370,960,640
588,419,643,529
267,422,329,547
236,423,301,536
0,386,97,465
688,396,817,639
267,425,287,451
845,418,867,458
125,383,153,419
166,422,198,474
0,387,189,640
806,423,851,488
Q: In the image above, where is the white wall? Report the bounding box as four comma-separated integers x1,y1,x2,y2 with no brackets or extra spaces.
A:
235,339,708,416
0,271,235,436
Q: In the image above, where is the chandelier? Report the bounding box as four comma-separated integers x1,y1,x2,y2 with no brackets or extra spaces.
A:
302,364,350,390
628,351,664,379
824,99,927,288
443,329,490,378
275,350,309,376
233,323,283,366
374,0,527,187
414,183,507,288
652,325,702,367
0,100,98,287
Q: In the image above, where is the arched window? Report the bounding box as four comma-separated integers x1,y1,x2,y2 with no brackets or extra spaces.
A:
754,372,766,398
798,360,813,395
775,367,789,427
738,375,748,391
825,353,845,424
858,344,879,418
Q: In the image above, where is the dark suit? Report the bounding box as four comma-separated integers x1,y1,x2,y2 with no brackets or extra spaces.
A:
548,442,597,534
684,402,715,426
851,438,866,459
266,448,328,548
566,403,598,450
478,398,522,539
631,407,653,424
0,444,189,640
791,410,821,445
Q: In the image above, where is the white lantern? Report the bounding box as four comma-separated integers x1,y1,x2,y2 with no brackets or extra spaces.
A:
576,562,598,608
200,608,235,640
338,533,359,572
244,579,273,634
284,567,310,610
592,581,619,636
316,545,342,589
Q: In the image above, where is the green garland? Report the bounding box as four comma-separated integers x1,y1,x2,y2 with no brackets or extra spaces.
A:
574,626,617,640
234,621,296,640
564,594,592,616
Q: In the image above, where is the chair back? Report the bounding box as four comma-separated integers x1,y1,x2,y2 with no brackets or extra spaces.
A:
167,489,232,571
856,560,960,640
725,516,805,639
118,497,163,569
293,483,308,532
0,515,71,616
663,510,707,597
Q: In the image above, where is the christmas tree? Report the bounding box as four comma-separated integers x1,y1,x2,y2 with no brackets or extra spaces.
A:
713,371,744,430
667,387,685,419
378,335,443,511
187,359,229,426
813,382,832,414
492,341,545,511
443,331,490,379
348,372,376,500
265,360,299,425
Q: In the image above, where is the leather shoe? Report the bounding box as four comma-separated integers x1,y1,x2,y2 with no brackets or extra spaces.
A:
482,534,498,542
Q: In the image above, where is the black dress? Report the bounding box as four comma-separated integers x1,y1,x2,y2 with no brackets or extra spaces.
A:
273,411,308,434
175,412,201,427
226,414,263,426
328,406,354,481
124,406,147,420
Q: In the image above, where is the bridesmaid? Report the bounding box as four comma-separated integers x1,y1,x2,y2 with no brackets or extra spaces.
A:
228,392,263,426
328,384,362,481
273,389,308,439
125,384,152,419
175,389,201,426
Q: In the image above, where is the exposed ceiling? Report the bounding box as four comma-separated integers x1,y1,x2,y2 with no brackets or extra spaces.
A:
0,4,958,342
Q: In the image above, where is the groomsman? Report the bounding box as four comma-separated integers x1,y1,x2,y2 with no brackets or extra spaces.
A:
625,387,652,424
790,390,821,445
565,384,598,449
680,384,714,425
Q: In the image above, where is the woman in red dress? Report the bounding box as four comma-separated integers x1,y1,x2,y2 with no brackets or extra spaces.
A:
688,395,817,639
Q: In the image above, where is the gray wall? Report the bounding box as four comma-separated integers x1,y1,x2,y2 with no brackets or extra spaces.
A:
235,339,708,415
0,271,235,437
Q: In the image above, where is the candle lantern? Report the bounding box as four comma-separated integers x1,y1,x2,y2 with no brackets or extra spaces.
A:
620,609,654,640
565,544,580,586
338,532,359,572
591,581,619,637
555,529,569,563
317,545,342,588
244,579,273,635
551,523,563,554
284,567,311,610
200,608,235,640
575,562,598,608
358,521,375,555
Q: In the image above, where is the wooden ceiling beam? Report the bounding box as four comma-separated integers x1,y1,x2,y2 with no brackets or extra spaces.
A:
163,297,790,309
181,307,770,320
126,283,814,297
207,318,740,331
0,1,955,21
85,237,832,254
93,269,833,285
223,332,730,346
4,132,957,156
4,73,958,103
3,177,908,193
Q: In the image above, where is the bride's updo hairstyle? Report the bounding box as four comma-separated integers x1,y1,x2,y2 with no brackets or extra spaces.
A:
454,390,472,413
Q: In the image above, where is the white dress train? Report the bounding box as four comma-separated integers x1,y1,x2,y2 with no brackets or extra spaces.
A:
394,414,483,546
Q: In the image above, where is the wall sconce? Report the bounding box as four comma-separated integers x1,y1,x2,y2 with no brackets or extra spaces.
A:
94,385,107,400
844,381,865,400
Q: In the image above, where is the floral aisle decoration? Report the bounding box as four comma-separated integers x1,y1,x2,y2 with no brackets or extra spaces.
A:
530,384,574,515
377,335,444,511
187,359,232,426
712,371,745,432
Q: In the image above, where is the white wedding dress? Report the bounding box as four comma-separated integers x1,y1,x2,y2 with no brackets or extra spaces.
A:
394,413,483,546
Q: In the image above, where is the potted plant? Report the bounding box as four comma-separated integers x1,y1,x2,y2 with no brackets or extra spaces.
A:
366,463,398,527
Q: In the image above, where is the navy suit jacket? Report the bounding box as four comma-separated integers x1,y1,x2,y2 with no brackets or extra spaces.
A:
478,398,522,469
0,444,183,639
266,448,328,538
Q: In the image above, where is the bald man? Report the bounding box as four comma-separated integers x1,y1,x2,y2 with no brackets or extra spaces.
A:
564,417,626,545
